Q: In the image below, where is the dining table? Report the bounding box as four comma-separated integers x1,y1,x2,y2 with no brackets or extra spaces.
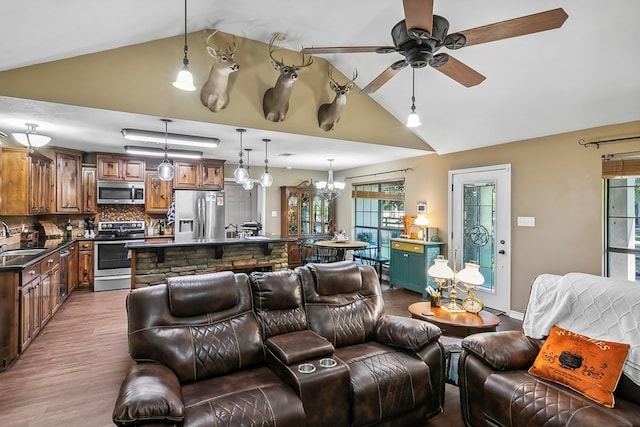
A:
314,240,370,261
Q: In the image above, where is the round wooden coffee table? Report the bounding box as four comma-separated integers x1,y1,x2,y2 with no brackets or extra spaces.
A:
408,301,501,338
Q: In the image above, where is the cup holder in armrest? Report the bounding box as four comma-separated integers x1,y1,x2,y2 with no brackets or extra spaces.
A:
298,363,317,373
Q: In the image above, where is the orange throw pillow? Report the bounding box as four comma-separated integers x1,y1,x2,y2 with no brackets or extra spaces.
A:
528,325,630,408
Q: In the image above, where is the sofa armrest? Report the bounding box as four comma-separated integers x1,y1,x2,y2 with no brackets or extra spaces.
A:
375,314,442,352
112,363,184,426
462,330,541,371
265,330,334,365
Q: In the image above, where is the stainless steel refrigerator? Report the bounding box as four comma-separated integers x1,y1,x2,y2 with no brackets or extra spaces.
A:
173,190,226,242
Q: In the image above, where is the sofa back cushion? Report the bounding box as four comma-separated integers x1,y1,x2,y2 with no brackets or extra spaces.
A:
297,261,384,348
250,270,308,338
127,272,264,384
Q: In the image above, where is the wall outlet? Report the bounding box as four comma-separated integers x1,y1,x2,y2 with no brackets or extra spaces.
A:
271,210,278,217
517,216,535,227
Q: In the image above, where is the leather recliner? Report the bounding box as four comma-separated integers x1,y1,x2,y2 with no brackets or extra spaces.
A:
112,261,446,427
458,331,640,427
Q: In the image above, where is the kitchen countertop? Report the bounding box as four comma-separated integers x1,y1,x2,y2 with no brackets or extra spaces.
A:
0,238,77,271
125,236,296,250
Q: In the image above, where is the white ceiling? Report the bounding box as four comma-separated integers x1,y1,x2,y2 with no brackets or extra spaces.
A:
1,0,639,170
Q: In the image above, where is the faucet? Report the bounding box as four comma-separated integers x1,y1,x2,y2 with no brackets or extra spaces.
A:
0,221,11,238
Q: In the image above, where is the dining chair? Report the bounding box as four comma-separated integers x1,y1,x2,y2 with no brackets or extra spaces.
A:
316,246,340,263
297,241,322,264
353,246,389,278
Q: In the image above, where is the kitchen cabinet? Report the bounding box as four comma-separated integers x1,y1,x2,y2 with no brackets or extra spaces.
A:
0,271,19,370
1,147,53,215
66,242,80,291
389,239,443,299
97,154,145,181
280,186,335,267
145,170,172,214
55,149,83,213
82,165,97,214
173,159,224,190
77,241,93,289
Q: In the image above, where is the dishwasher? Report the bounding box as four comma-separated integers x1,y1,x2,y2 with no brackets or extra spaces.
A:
59,248,70,302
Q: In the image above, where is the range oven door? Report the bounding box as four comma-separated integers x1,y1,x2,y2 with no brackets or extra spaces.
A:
94,239,139,291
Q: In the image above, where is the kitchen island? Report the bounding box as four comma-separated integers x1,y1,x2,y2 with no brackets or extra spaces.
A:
126,236,296,288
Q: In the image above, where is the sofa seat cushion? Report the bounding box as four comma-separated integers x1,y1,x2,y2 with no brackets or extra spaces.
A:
335,342,431,427
181,366,305,427
482,370,640,427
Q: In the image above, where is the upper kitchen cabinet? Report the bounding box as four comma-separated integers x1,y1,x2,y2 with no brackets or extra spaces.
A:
97,154,145,182
1,147,52,215
173,159,224,190
82,165,97,214
55,149,83,213
145,170,172,214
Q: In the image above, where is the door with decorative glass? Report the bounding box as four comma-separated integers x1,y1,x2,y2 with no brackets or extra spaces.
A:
449,165,511,313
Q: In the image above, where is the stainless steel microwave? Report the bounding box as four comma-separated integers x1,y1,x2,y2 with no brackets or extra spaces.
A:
97,181,145,204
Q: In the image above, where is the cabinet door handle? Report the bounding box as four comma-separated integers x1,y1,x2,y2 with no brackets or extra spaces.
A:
29,270,36,275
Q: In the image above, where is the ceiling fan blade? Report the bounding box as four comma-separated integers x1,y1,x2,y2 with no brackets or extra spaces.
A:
360,61,408,94
301,46,395,54
403,0,433,37
455,8,568,48
430,53,485,87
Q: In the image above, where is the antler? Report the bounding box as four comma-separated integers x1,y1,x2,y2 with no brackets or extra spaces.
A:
328,68,358,85
268,32,313,69
206,30,237,55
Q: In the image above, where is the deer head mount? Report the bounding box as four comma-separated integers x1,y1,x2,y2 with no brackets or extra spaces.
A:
199,30,240,113
262,33,313,122
317,68,358,132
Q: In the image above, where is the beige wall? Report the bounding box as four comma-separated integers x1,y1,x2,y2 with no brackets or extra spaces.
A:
335,120,640,313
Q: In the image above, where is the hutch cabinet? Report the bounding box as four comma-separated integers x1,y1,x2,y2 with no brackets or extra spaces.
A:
145,170,172,214
172,159,224,190
280,186,335,267
97,154,145,181
389,239,443,299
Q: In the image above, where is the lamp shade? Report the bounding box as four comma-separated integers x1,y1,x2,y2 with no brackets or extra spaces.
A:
428,255,454,279
260,171,273,187
406,110,421,128
157,160,175,181
414,214,429,226
173,67,196,91
457,262,485,286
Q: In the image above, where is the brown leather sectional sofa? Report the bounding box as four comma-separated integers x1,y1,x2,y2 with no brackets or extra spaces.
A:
458,331,640,427
112,261,446,427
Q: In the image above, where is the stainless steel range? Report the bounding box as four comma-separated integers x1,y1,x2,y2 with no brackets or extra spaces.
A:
94,221,145,291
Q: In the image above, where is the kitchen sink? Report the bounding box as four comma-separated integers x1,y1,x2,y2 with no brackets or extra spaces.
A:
0,248,46,257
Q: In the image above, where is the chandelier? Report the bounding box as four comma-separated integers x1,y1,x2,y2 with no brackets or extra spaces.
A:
315,159,345,200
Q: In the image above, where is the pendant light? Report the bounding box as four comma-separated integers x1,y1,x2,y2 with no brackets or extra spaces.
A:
315,159,345,200
172,0,196,91
242,148,254,190
260,138,273,187
157,119,175,181
406,68,421,128
233,128,249,183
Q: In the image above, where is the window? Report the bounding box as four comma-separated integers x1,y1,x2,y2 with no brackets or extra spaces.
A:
603,155,640,281
353,181,405,261
605,177,640,280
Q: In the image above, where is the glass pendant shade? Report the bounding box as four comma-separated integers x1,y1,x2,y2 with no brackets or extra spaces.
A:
173,66,196,91
260,171,273,187
242,177,254,190
406,108,421,128
233,166,248,184
158,160,175,181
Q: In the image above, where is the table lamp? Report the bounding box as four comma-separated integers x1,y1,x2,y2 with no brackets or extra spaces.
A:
427,252,485,313
414,214,429,241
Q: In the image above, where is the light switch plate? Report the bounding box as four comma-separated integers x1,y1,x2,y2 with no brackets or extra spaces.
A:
271,211,278,217
517,216,535,227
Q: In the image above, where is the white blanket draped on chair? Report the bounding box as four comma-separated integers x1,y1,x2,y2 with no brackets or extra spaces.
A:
523,272,640,386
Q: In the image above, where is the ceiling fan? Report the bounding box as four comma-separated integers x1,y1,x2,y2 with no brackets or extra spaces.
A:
301,0,568,93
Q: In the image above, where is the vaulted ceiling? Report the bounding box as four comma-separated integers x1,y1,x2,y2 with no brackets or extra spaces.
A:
0,1,638,170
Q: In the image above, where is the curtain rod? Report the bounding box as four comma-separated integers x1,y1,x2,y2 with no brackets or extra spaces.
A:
345,168,413,180
578,135,640,149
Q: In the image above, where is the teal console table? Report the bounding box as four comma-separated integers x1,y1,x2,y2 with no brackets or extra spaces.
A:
389,239,444,299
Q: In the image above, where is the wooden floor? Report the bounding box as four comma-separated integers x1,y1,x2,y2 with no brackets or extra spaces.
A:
0,286,522,427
